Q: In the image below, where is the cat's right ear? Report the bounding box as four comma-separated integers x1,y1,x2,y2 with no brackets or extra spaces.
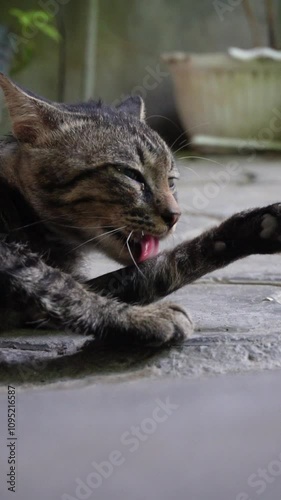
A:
0,73,63,144
116,96,146,121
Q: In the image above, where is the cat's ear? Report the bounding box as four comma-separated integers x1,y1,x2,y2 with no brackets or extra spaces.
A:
117,96,146,121
0,73,63,143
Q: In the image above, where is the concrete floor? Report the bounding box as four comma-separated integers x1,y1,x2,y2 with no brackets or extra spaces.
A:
1,371,281,500
1,155,281,383
1,155,281,499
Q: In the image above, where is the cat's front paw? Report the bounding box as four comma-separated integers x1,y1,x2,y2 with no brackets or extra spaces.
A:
251,203,281,252
216,203,281,257
127,302,193,346
260,208,281,241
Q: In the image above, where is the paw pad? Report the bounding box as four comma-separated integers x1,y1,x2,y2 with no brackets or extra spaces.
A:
260,214,278,239
214,241,226,252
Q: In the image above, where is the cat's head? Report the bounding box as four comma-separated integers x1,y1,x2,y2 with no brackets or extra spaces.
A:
0,73,181,265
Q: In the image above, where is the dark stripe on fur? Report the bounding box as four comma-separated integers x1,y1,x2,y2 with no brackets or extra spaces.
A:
41,168,100,193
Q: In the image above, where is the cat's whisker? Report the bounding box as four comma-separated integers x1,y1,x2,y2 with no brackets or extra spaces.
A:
13,216,113,232
118,230,131,258
177,165,201,178
64,214,113,220
173,137,192,152
126,231,145,277
53,223,116,230
96,227,128,247
173,140,193,156
71,226,126,252
170,122,210,151
170,131,188,151
12,215,68,231
178,155,226,169
146,114,182,132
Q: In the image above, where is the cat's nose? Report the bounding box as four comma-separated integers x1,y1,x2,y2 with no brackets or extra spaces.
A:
161,210,181,229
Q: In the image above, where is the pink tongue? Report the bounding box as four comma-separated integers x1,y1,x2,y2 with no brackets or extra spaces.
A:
138,235,159,262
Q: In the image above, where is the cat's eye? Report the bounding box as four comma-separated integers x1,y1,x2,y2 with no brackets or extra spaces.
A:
124,167,144,182
116,166,146,188
168,178,176,190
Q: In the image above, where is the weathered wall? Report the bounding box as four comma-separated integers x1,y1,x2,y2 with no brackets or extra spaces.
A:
0,0,280,140
94,0,280,141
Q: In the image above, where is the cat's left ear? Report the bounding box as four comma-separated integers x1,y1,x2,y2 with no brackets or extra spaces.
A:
0,73,63,143
117,96,146,121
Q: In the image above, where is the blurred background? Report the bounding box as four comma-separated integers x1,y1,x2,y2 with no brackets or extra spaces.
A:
1,0,281,148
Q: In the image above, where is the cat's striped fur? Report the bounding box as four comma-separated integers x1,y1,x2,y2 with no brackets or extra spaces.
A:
0,72,281,345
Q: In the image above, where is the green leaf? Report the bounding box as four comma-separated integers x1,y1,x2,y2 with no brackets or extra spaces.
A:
9,8,25,18
8,7,61,73
30,11,53,23
9,8,58,36
36,23,61,42
9,10,30,27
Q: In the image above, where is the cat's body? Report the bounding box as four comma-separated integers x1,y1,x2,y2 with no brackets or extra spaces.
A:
0,72,281,345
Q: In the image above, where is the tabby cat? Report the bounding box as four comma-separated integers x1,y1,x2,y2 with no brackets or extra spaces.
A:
0,73,281,345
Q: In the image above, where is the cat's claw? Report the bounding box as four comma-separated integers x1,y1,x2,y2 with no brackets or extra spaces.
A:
126,302,193,346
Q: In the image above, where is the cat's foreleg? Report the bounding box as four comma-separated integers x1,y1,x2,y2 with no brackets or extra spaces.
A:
87,203,281,304
0,241,192,344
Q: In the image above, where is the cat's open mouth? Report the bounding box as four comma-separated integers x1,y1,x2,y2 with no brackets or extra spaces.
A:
114,231,160,262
